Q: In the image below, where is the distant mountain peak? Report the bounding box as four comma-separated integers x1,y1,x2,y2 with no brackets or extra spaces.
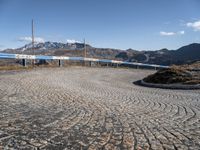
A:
17,41,89,51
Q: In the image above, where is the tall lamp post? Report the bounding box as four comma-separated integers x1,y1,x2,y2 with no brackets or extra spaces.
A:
84,38,86,58
32,19,35,65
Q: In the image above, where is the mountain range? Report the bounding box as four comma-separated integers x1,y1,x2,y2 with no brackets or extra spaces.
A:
2,42,200,66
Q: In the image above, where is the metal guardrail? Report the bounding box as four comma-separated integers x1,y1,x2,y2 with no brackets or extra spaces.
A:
0,52,169,69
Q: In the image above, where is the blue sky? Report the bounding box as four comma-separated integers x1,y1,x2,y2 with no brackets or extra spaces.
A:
0,0,200,50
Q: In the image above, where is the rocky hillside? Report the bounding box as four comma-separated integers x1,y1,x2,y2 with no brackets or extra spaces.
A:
2,42,200,66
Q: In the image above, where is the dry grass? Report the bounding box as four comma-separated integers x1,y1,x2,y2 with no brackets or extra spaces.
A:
171,61,200,70
144,62,200,85
0,65,33,71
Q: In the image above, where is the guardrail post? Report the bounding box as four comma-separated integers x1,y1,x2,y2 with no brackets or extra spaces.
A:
107,63,109,67
22,59,27,67
59,59,62,67
116,64,118,68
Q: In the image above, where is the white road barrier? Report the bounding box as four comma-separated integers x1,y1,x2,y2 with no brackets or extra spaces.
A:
0,52,169,69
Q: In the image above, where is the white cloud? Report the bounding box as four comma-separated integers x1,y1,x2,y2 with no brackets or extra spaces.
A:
178,30,185,35
160,31,185,36
160,31,175,36
186,20,200,31
66,39,81,43
18,37,45,43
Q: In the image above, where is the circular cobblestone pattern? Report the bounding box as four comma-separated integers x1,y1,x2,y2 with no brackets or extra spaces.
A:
0,67,200,149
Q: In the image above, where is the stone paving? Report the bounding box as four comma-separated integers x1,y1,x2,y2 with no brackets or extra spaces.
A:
0,67,200,150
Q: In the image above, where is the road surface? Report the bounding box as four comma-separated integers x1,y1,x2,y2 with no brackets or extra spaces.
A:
0,67,200,149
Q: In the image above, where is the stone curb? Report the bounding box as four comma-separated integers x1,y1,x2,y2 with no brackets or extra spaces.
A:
139,80,200,90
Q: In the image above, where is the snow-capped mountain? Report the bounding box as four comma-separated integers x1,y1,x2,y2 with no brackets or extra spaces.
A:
20,41,87,51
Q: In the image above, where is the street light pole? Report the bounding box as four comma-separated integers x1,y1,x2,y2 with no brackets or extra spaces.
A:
32,19,35,65
84,38,87,58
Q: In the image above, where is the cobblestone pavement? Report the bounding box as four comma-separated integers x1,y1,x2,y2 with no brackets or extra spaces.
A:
0,67,200,150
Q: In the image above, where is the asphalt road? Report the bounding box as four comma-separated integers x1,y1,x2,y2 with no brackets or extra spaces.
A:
0,67,200,150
